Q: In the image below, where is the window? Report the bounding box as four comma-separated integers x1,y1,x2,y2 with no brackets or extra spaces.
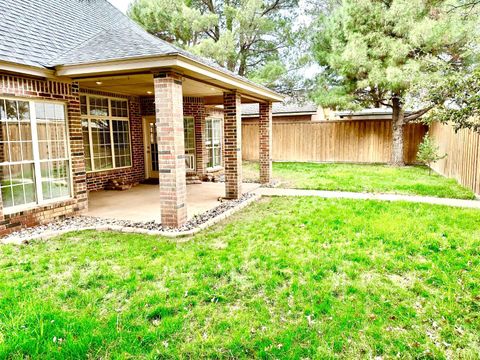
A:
0,98,71,212
205,118,222,168
81,95,131,172
184,117,195,171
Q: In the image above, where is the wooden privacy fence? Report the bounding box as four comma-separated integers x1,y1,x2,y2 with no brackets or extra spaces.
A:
429,122,480,195
242,120,427,165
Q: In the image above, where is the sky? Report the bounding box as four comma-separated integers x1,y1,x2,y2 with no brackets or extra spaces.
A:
108,0,130,13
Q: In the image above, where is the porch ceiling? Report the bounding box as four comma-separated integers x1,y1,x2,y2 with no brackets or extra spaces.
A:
78,73,260,104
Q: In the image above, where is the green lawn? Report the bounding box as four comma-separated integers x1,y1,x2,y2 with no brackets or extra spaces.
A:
243,161,476,199
1,197,480,358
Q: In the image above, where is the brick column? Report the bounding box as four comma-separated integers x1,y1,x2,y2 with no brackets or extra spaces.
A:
154,71,187,227
68,81,88,212
223,91,242,199
128,96,145,183
259,102,273,184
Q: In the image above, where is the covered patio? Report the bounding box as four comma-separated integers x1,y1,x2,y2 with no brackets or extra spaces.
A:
67,63,282,227
85,182,260,222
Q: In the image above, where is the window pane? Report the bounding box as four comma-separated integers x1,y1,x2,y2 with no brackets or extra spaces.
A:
1,163,36,207
112,120,131,168
89,97,109,116
111,100,128,118
36,101,71,201
184,117,195,151
6,100,18,120
18,101,30,121
82,119,92,171
41,160,70,200
91,119,113,170
80,96,88,115
0,122,7,163
0,99,5,120
0,99,35,209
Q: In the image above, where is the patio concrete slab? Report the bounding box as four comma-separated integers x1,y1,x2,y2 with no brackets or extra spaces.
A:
86,182,260,223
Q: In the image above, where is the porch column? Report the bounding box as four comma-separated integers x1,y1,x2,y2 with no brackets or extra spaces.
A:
259,102,273,184
153,71,187,227
223,91,243,199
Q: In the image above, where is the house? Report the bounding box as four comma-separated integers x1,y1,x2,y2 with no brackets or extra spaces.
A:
335,108,412,120
0,0,282,235
242,101,328,123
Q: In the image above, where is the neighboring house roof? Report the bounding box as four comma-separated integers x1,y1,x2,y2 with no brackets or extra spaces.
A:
242,102,318,117
336,108,411,119
0,0,279,98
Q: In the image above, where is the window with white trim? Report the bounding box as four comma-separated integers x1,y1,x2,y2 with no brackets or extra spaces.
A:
80,95,131,172
205,118,222,168
0,98,71,212
184,117,195,171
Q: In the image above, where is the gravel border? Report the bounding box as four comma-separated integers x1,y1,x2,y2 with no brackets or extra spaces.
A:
2,193,260,245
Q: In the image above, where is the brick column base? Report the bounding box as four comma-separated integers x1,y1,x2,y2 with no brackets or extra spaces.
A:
259,102,273,184
223,91,243,199
154,71,187,227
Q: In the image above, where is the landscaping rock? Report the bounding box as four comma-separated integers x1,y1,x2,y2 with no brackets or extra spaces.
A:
2,193,257,244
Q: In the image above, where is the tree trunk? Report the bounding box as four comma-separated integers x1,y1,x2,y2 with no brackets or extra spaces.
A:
391,97,405,166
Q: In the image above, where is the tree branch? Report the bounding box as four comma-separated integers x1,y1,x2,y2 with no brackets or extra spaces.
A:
404,106,434,122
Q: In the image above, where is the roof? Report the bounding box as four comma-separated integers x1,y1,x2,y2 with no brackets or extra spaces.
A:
0,0,279,97
336,108,393,117
242,101,318,117
336,108,412,119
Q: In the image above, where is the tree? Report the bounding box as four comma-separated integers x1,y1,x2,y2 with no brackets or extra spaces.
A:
420,67,480,133
128,0,308,91
416,133,446,175
310,0,477,166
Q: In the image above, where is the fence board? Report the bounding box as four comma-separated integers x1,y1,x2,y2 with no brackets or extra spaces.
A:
242,119,427,165
430,122,480,195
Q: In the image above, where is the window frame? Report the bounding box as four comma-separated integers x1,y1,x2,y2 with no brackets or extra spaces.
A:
205,117,222,169
80,94,132,173
0,96,73,215
184,116,196,172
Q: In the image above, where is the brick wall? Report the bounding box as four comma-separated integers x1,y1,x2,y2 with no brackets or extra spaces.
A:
0,74,87,236
140,96,155,116
84,93,145,191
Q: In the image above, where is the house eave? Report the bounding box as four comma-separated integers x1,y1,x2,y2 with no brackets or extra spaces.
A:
54,54,284,102
0,60,55,79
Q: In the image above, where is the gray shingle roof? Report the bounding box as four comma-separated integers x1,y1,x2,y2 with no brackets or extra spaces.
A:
0,0,280,97
0,0,131,68
242,101,318,116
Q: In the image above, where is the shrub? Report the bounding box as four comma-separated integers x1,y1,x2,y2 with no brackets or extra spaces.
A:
417,133,446,175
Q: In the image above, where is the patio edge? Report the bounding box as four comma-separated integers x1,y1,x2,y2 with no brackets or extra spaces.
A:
1,194,262,244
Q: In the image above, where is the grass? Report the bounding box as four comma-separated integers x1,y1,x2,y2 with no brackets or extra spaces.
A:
243,161,476,199
1,197,480,358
